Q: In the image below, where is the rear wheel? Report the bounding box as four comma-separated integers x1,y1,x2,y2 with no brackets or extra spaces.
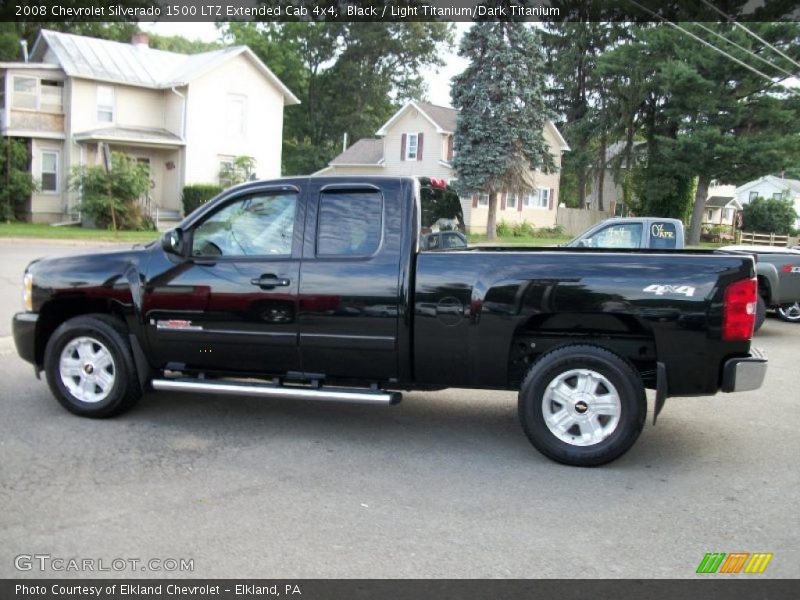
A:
518,345,647,467
776,302,800,323
44,315,142,418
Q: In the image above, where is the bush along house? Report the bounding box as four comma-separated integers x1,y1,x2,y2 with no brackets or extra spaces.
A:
0,30,298,225
315,100,570,235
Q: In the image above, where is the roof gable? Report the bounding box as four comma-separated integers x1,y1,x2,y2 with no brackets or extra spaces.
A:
736,175,800,195
30,29,299,104
376,100,456,136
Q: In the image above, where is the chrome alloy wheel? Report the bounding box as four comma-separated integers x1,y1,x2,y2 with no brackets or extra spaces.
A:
777,302,800,322
59,336,116,403
542,369,622,447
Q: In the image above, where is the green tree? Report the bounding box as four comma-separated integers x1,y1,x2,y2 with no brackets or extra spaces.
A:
742,197,798,235
224,20,453,175
451,22,553,240
70,152,151,230
147,33,222,54
0,138,37,222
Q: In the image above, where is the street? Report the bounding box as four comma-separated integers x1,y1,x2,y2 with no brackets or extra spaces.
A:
0,240,798,578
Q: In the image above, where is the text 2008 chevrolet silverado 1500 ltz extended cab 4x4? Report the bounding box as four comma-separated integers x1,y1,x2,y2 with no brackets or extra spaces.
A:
12,177,767,466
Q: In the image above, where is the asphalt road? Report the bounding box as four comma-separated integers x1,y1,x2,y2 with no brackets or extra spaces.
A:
0,240,798,579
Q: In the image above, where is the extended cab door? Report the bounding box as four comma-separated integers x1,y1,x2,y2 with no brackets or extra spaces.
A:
143,183,305,375
297,179,404,382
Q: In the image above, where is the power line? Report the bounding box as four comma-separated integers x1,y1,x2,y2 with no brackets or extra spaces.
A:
691,22,794,78
627,0,777,84
698,0,800,71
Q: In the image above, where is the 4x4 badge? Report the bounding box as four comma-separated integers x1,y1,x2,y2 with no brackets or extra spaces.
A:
643,284,696,297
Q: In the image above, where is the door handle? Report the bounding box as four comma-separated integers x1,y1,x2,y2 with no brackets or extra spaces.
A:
250,275,291,289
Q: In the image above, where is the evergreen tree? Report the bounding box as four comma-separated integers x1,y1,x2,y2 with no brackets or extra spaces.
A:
451,22,553,240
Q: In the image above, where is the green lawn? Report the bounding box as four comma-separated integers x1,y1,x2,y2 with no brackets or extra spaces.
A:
469,233,571,246
0,223,160,243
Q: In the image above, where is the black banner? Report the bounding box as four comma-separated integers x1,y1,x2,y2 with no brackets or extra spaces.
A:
2,0,800,23
2,579,800,600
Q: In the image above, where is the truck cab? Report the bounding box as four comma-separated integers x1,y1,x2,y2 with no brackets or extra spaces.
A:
565,217,684,250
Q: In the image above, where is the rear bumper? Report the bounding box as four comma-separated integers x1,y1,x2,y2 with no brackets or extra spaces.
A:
12,312,38,366
721,347,767,393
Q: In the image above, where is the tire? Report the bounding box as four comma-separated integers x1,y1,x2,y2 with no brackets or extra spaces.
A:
44,314,142,418
754,295,767,332
518,345,647,467
776,302,800,323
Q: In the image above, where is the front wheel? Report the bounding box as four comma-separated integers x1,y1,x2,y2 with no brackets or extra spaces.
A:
44,315,142,418
777,302,800,323
518,345,647,467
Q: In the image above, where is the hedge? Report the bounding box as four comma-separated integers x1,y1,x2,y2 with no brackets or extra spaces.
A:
182,184,223,215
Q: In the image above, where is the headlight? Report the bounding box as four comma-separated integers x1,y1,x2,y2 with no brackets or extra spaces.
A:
23,273,33,311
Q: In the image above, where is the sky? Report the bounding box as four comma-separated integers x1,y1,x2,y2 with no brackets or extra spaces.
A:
140,21,469,107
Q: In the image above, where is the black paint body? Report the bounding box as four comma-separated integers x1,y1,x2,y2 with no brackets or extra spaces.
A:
17,177,756,398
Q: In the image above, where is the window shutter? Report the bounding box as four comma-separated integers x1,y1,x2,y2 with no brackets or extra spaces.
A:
500,191,506,210
400,134,406,161
549,188,555,210
417,133,424,161
447,135,454,161
472,193,478,208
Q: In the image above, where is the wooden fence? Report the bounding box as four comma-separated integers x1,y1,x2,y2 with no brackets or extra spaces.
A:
735,231,790,247
556,207,611,236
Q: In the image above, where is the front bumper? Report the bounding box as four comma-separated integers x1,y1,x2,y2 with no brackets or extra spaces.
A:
12,312,38,366
721,347,767,393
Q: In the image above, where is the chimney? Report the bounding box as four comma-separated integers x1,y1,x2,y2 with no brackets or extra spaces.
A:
131,33,149,49
20,40,28,63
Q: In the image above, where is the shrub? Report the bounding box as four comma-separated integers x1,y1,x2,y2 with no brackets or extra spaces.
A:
495,221,513,237
533,225,566,238
182,184,223,215
512,221,535,237
70,152,152,230
742,196,798,235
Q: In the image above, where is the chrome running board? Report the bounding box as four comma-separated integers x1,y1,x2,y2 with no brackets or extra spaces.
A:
152,378,401,405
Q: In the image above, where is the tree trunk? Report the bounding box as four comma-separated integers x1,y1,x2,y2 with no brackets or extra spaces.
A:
597,128,607,212
577,168,587,208
688,175,710,246
486,190,498,241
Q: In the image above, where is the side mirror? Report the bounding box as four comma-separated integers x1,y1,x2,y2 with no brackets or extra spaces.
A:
162,228,185,257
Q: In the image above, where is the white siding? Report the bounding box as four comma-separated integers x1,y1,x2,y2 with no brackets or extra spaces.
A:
184,53,285,185
380,108,453,180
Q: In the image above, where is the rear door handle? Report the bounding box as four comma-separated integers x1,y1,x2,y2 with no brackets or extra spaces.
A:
250,274,291,289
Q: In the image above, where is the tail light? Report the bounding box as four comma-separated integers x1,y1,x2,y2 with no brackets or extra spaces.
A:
722,278,757,341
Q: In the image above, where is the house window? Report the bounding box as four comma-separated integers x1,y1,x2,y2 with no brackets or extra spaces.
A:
749,191,758,201
0,76,5,109
218,157,235,187
772,192,783,200
723,208,733,221
97,85,115,122
406,133,418,160
226,94,247,135
40,151,59,193
12,76,37,109
478,193,489,207
523,192,533,207
537,188,550,209
507,192,517,209
40,80,63,112
707,209,713,221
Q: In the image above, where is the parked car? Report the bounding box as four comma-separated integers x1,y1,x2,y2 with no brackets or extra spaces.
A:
12,177,766,466
569,218,800,329
720,246,800,324
565,217,685,250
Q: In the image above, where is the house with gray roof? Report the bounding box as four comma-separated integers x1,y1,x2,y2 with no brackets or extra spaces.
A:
736,175,800,229
315,100,570,234
1,30,298,224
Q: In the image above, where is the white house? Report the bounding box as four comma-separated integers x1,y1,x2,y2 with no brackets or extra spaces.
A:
314,100,570,234
736,175,800,229
0,30,299,224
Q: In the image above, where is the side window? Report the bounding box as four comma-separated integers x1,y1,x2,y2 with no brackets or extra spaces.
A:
318,189,383,257
427,235,440,249
443,233,466,248
192,192,296,257
649,221,677,249
587,223,643,249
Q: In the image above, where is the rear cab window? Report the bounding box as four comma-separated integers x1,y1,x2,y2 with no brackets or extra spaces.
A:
418,177,466,250
648,221,678,249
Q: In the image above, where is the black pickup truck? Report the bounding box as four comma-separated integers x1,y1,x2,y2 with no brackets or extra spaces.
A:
12,177,767,466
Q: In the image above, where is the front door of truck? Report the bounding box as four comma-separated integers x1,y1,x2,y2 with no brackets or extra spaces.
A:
143,184,304,375
297,180,403,382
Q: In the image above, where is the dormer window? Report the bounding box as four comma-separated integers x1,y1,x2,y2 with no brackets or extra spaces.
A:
401,132,423,161
406,133,418,160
